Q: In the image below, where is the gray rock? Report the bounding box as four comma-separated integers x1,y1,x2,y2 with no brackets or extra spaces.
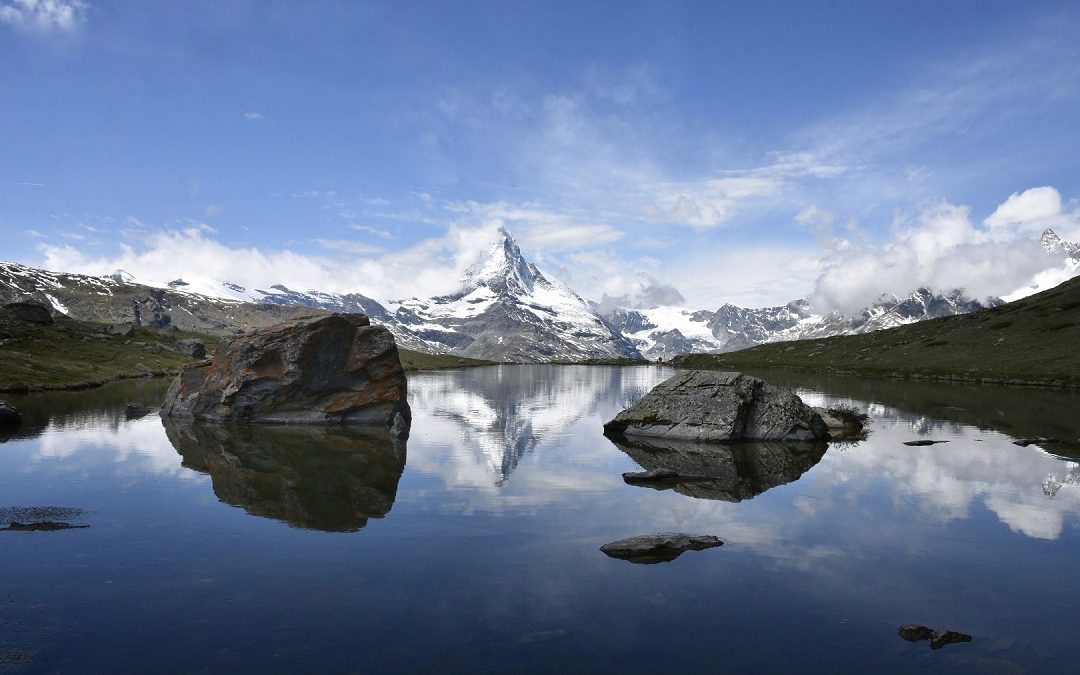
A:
175,338,206,358
622,468,683,485
161,313,411,435
134,363,154,376
603,371,828,443
0,401,21,427
600,533,723,564
125,403,151,419
107,323,136,338
1,302,53,325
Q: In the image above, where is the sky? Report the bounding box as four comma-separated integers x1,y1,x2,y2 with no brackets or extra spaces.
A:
2,0,1080,311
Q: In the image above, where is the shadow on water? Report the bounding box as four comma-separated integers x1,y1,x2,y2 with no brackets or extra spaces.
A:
741,369,1080,457
162,421,406,532
611,436,828,502
0,378,174,442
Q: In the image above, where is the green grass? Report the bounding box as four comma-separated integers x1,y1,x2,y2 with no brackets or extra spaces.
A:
674,275,1080,388
0,315,212,392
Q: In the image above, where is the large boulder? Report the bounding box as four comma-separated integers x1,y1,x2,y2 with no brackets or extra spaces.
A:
603,370,828,443
160,314,411,435
1,302,53,325
175,338,206,358
600,533,724,564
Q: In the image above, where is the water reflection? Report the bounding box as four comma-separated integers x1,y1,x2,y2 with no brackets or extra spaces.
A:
408,365,672,485
614,437,828,502
163,422,406,532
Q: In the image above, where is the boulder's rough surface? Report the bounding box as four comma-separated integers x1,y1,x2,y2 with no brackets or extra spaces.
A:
615,437,827,502
175,338,206,358
604,370,828,443
600,533,723,564
1,302,53,325
160,314,410,435
0,401,21,427
107,323,135,338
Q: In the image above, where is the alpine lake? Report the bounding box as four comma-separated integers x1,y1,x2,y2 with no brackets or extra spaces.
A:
3,365,1080,674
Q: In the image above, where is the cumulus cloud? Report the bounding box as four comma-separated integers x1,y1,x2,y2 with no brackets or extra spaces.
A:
596,272,686,313
450,200,623,252
38,222,513,303
812,193,1078,312
0,0,87,33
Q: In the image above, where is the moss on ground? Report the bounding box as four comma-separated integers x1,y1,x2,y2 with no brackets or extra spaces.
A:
0,315,213,392
674,275,1080,388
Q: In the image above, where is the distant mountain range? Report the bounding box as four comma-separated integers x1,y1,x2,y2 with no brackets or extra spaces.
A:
4,227,1077,362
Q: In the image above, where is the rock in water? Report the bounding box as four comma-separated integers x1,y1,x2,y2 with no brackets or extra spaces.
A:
603,370,828,443
897,625,934,642
930,630,973,650
0,401,21,427
160,314,411,435
600,533,723,564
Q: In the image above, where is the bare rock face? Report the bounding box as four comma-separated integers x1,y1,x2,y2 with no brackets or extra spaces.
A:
603,370,828,443
1,302,52,325
161,314,411,436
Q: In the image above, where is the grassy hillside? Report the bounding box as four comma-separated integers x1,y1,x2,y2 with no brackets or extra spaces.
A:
675,275,1080,387
0,314,213,392
398,348,498,370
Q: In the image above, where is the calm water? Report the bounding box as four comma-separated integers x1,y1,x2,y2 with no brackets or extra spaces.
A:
3,366,1080,673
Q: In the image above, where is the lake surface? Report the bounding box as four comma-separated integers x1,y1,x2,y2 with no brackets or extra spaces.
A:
3,365,1080,673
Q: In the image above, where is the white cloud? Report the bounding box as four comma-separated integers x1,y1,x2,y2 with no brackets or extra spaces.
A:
984,186,1073,234
350,223,394,239
450,200,623,252
0,0,87,33
812,192,1078,312
243,111,265,121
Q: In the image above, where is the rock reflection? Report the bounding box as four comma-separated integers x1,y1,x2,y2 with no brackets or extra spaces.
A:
164,421,406,532
613,436,827,502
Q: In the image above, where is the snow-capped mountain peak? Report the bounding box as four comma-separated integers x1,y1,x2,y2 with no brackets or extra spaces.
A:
1042,228,1080,262
461,227,535,296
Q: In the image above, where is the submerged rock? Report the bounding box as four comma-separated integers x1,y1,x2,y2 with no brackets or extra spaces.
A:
614,436,827,502
897,624,934,642
1013,437,1064,447
600,533,723,564
603,371,828,443
903,440,949,446
0,401,20,427
1,521,89,532
930,630,973,650
160,314,411,435
125,403,151,419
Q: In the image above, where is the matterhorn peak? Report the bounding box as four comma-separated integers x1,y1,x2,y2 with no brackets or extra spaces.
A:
461,226,536,295
1042,227,1080,262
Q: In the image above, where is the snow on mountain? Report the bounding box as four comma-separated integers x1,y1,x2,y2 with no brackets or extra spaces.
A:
1042,228,1080,262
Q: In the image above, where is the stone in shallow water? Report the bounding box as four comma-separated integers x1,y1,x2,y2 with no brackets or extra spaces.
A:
897,624,934,642
161,313,410,436
603,371,828,443
600,533,723,564
903,440,949,446
0,401,20,427
930,630,973,650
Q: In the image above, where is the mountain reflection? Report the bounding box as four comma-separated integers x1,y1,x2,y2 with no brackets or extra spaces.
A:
164,421,406,532
408,365,672,485
614,437,828,502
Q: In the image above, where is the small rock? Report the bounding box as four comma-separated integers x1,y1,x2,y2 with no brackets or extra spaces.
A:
175,338,206,358
107,323,136,338
1013,437,1062,447
622,468,681,484
897,624,934,642
134,363,154,377
125,403,151,419
0,401,21,427
1,521,90,532
600,533,723,564
903,440,949,446
0,302,53,325
930,630,973,650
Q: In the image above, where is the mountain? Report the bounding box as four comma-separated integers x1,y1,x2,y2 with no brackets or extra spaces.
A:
675,273,1080,388
605,288,1002,360
1042,228,1080,262
1,227,1029,363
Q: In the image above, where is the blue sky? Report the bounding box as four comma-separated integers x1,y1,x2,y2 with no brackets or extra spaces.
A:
2,0,1079,310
